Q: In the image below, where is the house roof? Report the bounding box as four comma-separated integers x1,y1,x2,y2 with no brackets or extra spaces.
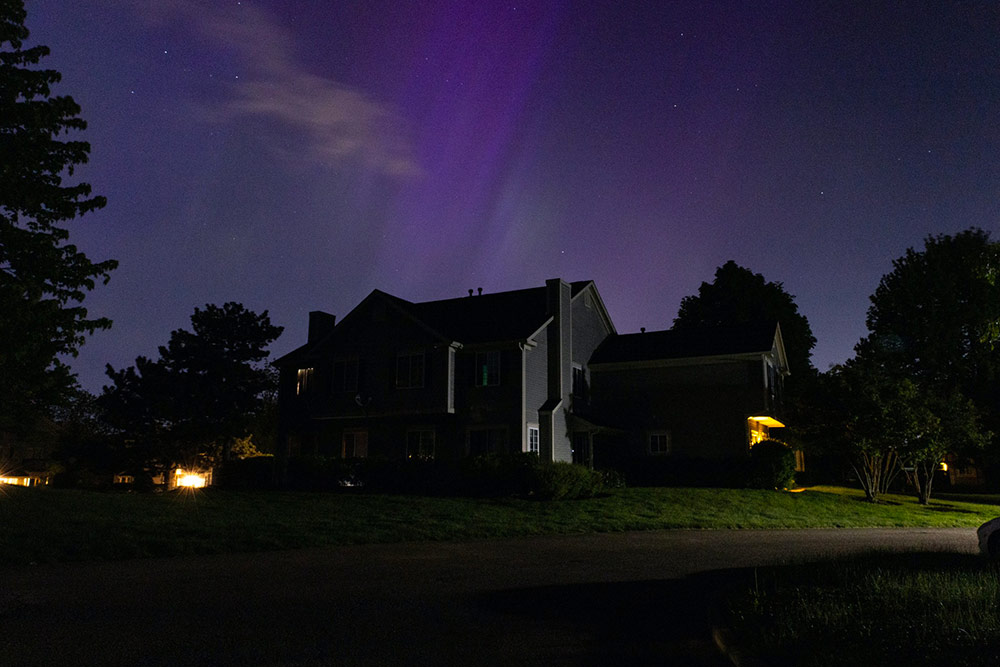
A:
399,281,592,344
275,280,596,365
589,322,783,366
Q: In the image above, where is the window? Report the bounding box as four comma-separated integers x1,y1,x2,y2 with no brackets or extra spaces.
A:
342,430,368,458
332,358,359,392
649,432,670,455
396,352,425,388
527,426,539,454
474,350,500,386
469,428,507,456
406,430,435,460
296,368,315,395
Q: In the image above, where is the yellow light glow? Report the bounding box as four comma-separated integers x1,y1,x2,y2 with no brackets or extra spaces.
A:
177,474,206,488
173,468,207,488
0,476,32,486
749,416,785,428
939,462,948,472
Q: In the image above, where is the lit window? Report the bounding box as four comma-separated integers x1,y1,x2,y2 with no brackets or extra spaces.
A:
527,426,540,454
396,352,425,388
342,430,368,458
296,367,315,395
649,432,670,455
406,430,435,460
474,350,500,386
332,358,359,392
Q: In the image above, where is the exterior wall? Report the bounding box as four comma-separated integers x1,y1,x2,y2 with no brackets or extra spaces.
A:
524,332,549,450
569,286,613,416
589,358,768,461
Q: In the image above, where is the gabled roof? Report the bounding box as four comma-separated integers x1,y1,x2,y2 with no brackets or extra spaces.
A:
275,280,596,365
590,321,786,369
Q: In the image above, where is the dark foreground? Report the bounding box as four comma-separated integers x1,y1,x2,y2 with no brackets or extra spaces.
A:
1,528,976,666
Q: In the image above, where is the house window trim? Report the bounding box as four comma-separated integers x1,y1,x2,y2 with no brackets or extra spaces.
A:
342,429,369,459
396,351,425,389
406,428,436,460
648,431,671,456
526,425,540,455
474,350,501,387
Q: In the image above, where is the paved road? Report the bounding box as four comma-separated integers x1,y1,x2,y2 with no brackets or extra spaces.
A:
1,528,978,666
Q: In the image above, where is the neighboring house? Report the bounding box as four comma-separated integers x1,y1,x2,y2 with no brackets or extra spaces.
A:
275,279,791,470
275,279,615,463
0,422,59,487
587,323,793,467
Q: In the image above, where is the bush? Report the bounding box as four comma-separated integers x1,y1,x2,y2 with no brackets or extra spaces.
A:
746,439,796,489
528,461,604,500
215,456,277,490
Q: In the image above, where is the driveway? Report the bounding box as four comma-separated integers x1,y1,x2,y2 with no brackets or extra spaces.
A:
1,528,977,666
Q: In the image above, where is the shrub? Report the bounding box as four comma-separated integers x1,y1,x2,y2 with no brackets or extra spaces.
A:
529,461,604,500
215,456,276,490
457,452,539,497
746,439,796,489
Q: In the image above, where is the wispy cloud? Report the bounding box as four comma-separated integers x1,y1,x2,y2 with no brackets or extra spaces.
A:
135,0,420,177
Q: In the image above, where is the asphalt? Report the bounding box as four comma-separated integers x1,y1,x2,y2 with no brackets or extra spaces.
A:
1,528,978,666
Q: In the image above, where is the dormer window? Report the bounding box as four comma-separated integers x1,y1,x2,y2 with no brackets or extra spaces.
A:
474,350,500,386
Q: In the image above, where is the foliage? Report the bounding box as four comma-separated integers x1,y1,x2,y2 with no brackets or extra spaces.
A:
864,228,1000,460
673,260,816,377
0,0,117,430
274,453,604,500
723,552,1000,666
529,461,605,499
820,357,908,502
100,303,283,479
746,439,796,489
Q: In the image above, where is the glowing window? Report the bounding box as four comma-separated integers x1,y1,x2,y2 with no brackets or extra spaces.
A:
296,368,315,395
474,351,500,386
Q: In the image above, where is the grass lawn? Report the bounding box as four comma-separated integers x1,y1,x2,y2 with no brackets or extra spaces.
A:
1,484,998,565
720,551,1000,666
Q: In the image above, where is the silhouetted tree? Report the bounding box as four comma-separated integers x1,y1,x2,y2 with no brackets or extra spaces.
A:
101,303,283,481
0,1,116,432
673,261,816,377
865,228,1000,436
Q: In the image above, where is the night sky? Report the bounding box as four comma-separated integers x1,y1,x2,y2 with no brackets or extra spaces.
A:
24,1,1000,392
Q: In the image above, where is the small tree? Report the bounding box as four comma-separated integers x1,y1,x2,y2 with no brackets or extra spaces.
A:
827,357,922,503
101,303,283,481
901,390,988,505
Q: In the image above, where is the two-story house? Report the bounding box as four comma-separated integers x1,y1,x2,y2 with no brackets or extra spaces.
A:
275,279,614,463
275,278,791,471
